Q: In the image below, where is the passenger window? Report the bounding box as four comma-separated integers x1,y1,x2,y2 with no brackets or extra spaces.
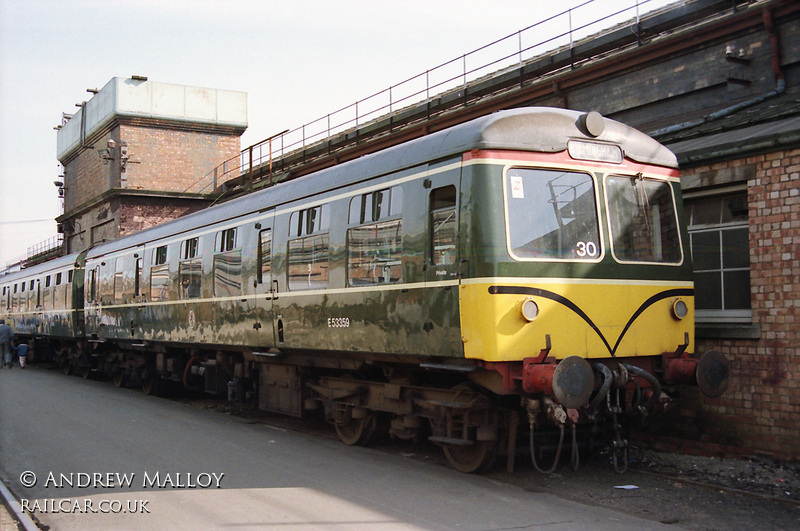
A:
113,258,125,304
217,229,237,253
150,246,171,302
258,229,272,284
347,220,402,285
430,185,457,266
154,245,168,265
348,186,403,225
180,237,202,299
134,258,142,297
288,204,330,290
88,267,99,302
214,228,241,297
346,187,403,286
288,235,329,290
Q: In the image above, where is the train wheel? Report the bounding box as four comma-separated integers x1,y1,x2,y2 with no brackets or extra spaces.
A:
80,365,91,379
335,407,375,446
112,372,125,388
439,384,498,473
443,441,497,474
141,376,159,396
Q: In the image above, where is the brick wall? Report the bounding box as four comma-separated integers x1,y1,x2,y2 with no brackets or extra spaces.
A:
641,148,800,460
118,197,210,237
120,124,240,195
62,132,115,213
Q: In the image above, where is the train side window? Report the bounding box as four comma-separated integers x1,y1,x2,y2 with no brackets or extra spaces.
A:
258,229,272,284
88,267,99,303
41,278,50,311
216,228,237,253
214,227,241,297
180,237,202,299
113,258,125,304
291,204,330,236
63,272,72,310
430,185,457,266
347,220,402,285
288,204,330,290
348,186,403,225
154,245,168,266
182,237,199,259
150,246,171,302
288,234,329,290
134,258,142,297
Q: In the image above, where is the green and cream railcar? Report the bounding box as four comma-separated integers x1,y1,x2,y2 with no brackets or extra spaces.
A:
1,108,729,472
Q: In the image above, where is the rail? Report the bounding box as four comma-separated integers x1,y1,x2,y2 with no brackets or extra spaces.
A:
193,0,711,195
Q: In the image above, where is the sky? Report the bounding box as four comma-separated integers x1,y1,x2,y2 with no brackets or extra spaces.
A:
0,0,674,267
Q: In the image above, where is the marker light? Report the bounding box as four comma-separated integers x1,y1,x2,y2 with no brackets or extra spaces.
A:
671,298,688,320
521,299,539,322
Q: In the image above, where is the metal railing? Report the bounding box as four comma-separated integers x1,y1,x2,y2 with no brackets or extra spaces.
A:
2,234,64,272
193,0,680,194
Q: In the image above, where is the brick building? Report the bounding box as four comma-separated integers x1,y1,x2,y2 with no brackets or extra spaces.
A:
56,77,247,253
642,100,800,460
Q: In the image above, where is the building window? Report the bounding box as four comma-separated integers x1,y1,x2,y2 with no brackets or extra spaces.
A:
686,193,751,322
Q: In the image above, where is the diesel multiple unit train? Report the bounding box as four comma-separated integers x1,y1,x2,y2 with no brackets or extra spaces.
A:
0,108,728,473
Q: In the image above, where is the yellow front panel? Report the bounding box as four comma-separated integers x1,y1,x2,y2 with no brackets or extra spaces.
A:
460,279,694,362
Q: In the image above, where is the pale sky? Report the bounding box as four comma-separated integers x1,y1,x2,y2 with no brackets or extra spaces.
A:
0,0,673,267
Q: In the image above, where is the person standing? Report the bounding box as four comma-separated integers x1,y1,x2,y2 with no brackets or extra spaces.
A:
0,319,13,368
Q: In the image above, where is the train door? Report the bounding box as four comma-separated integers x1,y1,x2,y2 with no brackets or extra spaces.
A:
423,177,463,357
85,262,101,337
130,247,145,340
255,216,276,347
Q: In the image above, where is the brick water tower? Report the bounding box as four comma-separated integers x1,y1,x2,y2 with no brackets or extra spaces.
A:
55,76,247,253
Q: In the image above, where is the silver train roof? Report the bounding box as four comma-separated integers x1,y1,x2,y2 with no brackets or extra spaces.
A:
7,107,677,267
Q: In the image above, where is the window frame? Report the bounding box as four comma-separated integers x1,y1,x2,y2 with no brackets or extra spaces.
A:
503,166,604,263
603,173,683,266
288,204,330,291
685,191,752,324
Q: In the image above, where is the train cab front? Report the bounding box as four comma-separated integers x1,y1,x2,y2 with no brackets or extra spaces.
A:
458,118,730,470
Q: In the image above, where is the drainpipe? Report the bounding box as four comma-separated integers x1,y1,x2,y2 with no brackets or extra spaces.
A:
650,7,786,138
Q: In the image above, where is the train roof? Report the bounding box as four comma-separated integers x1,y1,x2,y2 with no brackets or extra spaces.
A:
0,253,78,284
75,107,677,260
